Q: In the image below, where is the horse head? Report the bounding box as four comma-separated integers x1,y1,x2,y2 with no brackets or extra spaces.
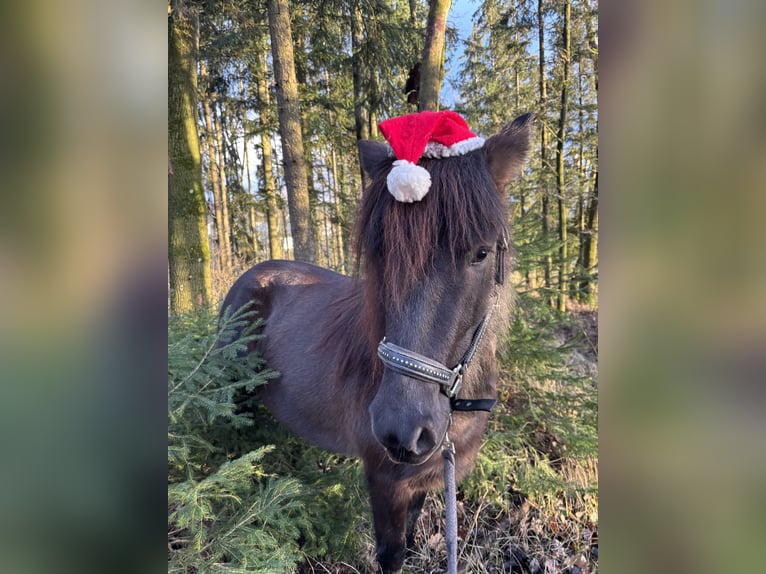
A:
356,113,533,465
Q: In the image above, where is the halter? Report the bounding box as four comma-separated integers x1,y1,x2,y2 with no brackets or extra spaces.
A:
376,231,508,413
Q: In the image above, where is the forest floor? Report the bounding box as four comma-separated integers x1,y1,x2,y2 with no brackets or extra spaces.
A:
298,307,599,574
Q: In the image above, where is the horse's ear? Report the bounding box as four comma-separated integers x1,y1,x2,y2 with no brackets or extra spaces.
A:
358,140,391,178
484,113,535,192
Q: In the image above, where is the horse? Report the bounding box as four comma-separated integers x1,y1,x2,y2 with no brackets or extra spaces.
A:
219,113,533,573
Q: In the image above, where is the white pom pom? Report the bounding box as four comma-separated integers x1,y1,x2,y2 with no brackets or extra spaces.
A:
386,160,431,202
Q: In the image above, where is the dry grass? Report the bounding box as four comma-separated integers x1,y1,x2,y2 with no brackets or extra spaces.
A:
298,470,597,574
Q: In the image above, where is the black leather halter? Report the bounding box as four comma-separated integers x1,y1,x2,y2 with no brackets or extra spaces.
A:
376,232,508,413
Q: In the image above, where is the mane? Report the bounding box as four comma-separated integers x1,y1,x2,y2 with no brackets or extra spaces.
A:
318,279,376,387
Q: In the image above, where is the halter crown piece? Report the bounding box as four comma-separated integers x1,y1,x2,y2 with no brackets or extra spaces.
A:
378,110,485,202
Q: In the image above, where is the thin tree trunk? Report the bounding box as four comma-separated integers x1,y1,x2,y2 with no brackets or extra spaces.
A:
224,99,247,261
580,167,598,305
369,59,380,139
538,0,552,298
212,100,233,271
419,0,452,111
239,76,259,258
301,114,322,264
322,180,332,269
255,47,283,260
290,19,321,262
514,28,520,109
199,60,226,273
576,65,587,295
556,0,571,313
330,145,346,274
340,154,354,265
267,0,316,262
260,127,283,258
241,107,260,259
248,201,258,258
409,0,418,26
281,189,291,258
351,4,370,183
168,4,212,312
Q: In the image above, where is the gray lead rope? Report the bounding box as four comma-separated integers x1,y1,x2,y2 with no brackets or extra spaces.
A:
442,435,458,574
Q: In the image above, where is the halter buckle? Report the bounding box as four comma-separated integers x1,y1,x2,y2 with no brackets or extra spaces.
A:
446,365,464,398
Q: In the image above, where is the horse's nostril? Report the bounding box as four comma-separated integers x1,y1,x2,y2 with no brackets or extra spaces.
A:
381,432,400,451
377,425,438,461
414,427,436,455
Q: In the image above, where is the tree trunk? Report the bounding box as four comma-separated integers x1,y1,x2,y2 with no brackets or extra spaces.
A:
301,114,323,264
580,167,598,305
267,0,316,262
322,175,333,268
213,100,236,272
330,145,346,274
538,0,552,298
351,4,370,183
555,0,571,313
255,47,283,260
241,101,261,259
339,154,355,265
419,0,452,111
575,65,586,295
368,51,380,139
168,4,212,313
239,75,259,259
409,0,418,26
199,61,226,273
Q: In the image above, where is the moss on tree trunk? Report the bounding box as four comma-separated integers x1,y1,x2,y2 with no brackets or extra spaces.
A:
168,5,212,313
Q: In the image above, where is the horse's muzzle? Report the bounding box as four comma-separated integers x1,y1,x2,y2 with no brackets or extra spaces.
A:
369,374,450,465
377,424,440,465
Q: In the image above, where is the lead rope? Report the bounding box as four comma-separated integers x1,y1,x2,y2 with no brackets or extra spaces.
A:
442,434,458,574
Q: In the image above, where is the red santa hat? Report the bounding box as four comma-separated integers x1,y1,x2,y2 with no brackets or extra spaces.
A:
378,110,485,202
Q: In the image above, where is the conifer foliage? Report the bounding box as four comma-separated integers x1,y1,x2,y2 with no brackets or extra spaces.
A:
167,305,307,572
168,305,372,572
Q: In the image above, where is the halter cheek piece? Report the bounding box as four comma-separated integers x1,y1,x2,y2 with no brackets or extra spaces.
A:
376,232,508,413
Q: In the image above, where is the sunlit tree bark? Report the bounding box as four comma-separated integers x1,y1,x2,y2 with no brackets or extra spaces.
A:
267,0,316,262
419,0,452,111
168,2,212,312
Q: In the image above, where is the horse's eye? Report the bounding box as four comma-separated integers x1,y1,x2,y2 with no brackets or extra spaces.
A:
471,247,489,265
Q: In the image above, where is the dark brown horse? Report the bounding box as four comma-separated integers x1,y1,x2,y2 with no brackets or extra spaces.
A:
220,114,532,573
